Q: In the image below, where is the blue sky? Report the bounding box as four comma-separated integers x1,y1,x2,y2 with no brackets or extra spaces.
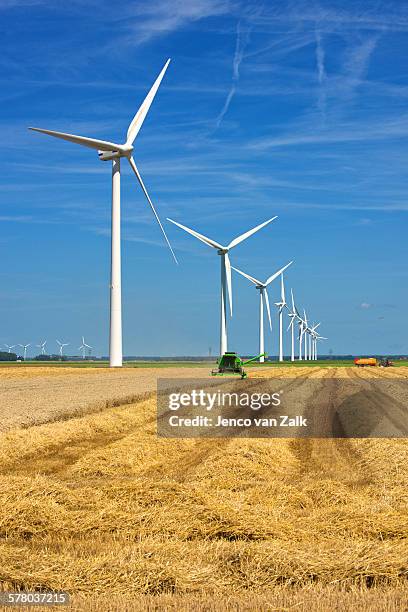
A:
1,0,407,357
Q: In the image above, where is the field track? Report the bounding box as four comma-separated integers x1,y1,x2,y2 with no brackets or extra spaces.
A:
0,365,407,610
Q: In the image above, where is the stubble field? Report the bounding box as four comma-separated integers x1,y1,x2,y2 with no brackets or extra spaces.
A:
0,364,407,610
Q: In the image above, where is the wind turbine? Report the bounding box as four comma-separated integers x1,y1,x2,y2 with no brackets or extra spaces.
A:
4,344,16,354
310,323,320,360
29,60,176,368
298,315,306,361
275,273,289,362
287,289,299,362
315,334,327,360
19,344,31,360
309,323,321,360
232,261,292,363
78,336,92,359
36,340,47,355
56,340,69,359
304,312,316,361
167,217,277,356
303,309,310,360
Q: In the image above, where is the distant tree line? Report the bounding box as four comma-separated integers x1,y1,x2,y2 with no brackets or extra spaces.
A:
0,351,17,361
33,354,68,361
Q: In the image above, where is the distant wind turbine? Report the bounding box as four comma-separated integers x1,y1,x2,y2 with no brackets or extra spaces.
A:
298,315,306,361
314,333,327,360
36,340,47,355
56,340,69,358
19,343,31,360
310,323,321,360
167,217,277,356
232,261,292,363
4,344,16,354
303,309,309,360
275,273,289,362
78,336,92,359
29,59,176,368
287,289,299,362
309,323,319,360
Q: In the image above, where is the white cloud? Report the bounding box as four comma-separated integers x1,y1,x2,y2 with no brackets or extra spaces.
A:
339,34,379,103
214,19,252,130
124,0,232,46
315,30,327,119
248,114,408,150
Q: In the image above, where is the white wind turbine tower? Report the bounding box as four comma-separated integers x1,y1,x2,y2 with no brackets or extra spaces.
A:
232,261,292,363
56,340,69,359
310,323,320,360
314,333,327,360
275,273,289,362
36,340,47,355
287,289,299,362
19,343,31,360
303,309,310,360
4,344,16,354
167,217,277,356
298,315,306,361
29,60,176,368
308,324,312,361
78,336,92,359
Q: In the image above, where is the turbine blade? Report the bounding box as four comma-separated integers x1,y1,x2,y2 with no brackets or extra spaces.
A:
126,59,171,146
281,274,286,303
264,288,272,331
264,260,293,286
227,216,277,250
231,266,262,286
29,128,125,152
225,253,233,316
128,157,178,264
291,288,295,312
166,218,223,250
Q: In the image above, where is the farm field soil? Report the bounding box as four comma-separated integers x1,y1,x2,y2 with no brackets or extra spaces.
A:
0,366,407,610
0,365,211,431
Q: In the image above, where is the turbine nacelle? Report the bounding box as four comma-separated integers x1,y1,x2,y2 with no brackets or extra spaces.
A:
98,146,133,161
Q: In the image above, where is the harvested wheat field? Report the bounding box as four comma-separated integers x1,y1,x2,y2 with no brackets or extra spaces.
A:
0,365,209,431
0,365,407,611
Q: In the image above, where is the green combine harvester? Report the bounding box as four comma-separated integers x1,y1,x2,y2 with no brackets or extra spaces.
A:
211,352,266,379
